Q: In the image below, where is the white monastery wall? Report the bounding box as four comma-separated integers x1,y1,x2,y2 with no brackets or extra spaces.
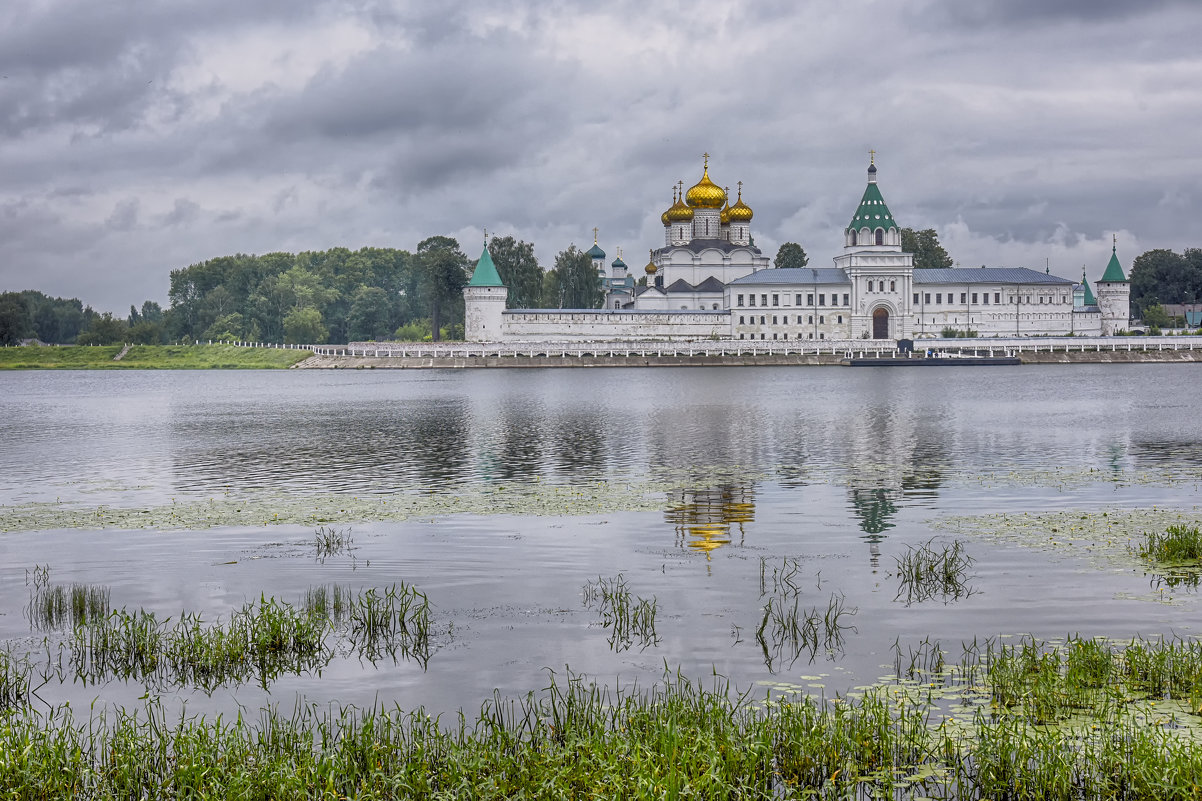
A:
498,310,730,342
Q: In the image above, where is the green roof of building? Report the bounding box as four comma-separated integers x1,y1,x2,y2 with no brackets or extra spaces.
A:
1100,245,1127,282
468,246,505,287
586,243,606,259
847,180,898,232
1081,276,1096,306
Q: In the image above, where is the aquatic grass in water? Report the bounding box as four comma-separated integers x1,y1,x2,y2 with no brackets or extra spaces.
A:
581,574,658,652
61,586,431,691
27,583,111,630
756,592,856,670
757,556,803,596
1136,523,1202,563
313,525,354,560
0,651,32,711
348,583,431,666
893,537,976,605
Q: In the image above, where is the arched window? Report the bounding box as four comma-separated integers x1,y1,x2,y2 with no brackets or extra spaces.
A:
875,228,885,246
849,230,857,246
890,281,896,292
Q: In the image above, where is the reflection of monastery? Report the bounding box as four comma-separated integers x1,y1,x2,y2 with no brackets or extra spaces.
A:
665,484,755,559
465,156,1131,342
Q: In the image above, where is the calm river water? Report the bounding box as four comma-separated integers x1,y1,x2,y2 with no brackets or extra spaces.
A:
1,364,1201,718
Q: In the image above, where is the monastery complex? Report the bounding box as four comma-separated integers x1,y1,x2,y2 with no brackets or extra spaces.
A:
465,157,1131,343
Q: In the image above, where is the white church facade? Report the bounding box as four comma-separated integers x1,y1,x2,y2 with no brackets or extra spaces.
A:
465,157,1130,343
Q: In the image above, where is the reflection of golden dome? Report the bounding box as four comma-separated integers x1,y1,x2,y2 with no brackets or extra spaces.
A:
687,526,731,556
727,184,753,223
685,156,727,209
644,249,658,274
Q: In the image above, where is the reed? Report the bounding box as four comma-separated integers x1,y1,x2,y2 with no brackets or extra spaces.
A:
28,583,111,630
314,525,354,560
0,651,31,711
756,592,856,669
302,584,354,624
348,583,431,666
893,537,976,604
581,575,658,651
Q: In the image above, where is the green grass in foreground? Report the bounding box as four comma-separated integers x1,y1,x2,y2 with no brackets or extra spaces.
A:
4,638,1202,798
1137,524,1202,563
0,344,311,369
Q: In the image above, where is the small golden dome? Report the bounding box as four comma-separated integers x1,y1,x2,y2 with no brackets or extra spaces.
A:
665,183,694,223
685,154,727,209
661,187,675,226
727,183,753,223
644,249,658,274
720,202,730,225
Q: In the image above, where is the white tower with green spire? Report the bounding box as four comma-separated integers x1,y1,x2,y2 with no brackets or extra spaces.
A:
1096,235,1131,335
464,237,508,342
833,154,913,340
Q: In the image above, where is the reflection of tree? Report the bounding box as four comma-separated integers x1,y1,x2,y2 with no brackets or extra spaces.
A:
665,484,755,559
552,414,606,477
495,407,544,482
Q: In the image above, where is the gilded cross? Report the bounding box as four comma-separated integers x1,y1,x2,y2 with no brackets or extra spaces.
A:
593,227,599,244
737,180,743,197
702,152,710,169
869,149,876,164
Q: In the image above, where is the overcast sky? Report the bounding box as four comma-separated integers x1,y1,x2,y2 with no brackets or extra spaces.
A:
2,0,1200,312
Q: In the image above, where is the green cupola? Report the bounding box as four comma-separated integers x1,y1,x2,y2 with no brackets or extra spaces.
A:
1100,236,1127,282
468,244,505,287
847,155,898,233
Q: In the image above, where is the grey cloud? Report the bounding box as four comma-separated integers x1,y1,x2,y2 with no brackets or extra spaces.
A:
106,198,139,231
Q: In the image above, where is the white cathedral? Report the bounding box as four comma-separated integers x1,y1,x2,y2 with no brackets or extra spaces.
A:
465,156,1131,342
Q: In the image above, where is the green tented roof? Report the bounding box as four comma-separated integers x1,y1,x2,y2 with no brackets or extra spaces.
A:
1100,246,1127,282
468,246,505,287
1081,276,1096,306
847,181,898,232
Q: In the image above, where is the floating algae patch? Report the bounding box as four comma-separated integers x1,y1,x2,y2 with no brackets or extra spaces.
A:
931,506,1202,576
0,471,762,532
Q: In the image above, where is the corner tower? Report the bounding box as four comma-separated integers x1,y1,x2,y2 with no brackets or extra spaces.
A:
1096,235,1130,335
464,240,508,342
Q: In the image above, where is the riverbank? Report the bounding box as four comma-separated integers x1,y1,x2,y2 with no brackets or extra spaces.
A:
294,348,1202,368
0,344,312,369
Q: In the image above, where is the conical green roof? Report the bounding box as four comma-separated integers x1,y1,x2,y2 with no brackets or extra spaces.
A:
1100,245,1127,282
468,246,505,287
847,180,898,232
1081,275,1096,306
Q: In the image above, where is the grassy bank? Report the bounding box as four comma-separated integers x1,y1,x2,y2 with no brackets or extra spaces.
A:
0,344,312,369
3,637,1202,798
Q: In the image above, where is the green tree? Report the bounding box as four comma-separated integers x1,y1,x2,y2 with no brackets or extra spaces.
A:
487,235,544,309
76,312,129,345
0,292,32,345
283,307,327,344
127,320,166,344
900,228,953,269
347,286,394,341
1140,303,1171,328
140,300,164,323
774,242,809,270
1130,248,1202,317
416,236,469,341
550,245,603,309
202,313,248,342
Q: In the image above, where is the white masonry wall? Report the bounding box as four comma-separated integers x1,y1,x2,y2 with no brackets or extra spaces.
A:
498,310,730,342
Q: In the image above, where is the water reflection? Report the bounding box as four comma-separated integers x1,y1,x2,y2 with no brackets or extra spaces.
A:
665,484,755,560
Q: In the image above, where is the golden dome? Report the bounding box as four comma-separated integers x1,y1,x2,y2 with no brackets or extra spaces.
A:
644,249,658,274
727,183,753,223
661,187,675,226
685,154,727,209
665,184,694,223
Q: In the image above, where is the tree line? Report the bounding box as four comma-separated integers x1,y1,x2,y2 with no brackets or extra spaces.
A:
5,227,1193,346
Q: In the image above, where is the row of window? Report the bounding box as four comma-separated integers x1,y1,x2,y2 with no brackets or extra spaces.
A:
737,293,852,308
738,332,829,340
738,314,845,326
913,292,1069,305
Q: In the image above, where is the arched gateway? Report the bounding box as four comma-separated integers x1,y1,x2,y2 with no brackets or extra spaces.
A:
872,308,890,339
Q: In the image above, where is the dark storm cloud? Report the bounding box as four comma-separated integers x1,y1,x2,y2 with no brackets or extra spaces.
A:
930,0,1196,26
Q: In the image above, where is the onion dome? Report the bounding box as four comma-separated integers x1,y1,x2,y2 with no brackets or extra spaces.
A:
665,185,695,223
661,187,678,226
727,182,753,223
720,197,731,225
644,249,658,275
612,252,626,270
685,154,727,209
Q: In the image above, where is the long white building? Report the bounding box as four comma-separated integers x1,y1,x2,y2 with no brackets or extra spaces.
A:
465,157,1130,342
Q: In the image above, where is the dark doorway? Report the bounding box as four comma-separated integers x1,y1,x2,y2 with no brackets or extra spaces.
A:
872,308,889,339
